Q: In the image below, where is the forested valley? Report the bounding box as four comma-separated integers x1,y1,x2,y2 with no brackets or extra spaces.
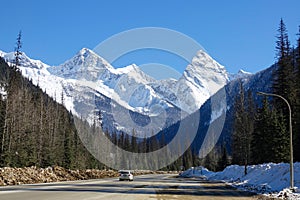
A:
1,19,300,172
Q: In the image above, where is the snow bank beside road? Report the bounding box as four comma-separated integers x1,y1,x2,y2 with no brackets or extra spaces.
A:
209,163,300,192
180,163,300,199
179,166,214,178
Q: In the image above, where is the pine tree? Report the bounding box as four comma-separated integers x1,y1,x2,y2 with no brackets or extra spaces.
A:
252,96,290,164
14,31,22,70
183,147,193,169
270,110,289,163
203,148,217,171
0,92,6,166
271,19,299,164
131,129,138,153
252,97,273,164
217,144,229,171
232,81,254,174
276,19,290,60
1,31,24,166
273,19,293,113
294,26,300,162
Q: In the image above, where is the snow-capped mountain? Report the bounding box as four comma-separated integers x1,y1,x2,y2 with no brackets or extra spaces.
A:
158,62,275,159
229,69,252,81
48,48,178,115
175,50,229,113
149,50,229,114
1,48,230,134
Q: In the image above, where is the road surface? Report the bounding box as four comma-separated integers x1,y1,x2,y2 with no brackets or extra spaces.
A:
0,174,260,200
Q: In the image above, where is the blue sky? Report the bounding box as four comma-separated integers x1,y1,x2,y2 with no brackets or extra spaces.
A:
1,0,299,74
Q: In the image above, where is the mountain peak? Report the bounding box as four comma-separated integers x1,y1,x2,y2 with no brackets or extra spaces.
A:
48,48,114,79
72,48,110,65
74,48,107,64
115,63,156,84
183,50,228,87
191,50,226,72
229,69,252,80
77,48,97,57
118,63,138,72
238,69,251,75
167,50,229,113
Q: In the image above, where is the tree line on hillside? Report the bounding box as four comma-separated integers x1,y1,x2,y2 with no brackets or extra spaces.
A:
231,19,300,174
0,33,104,169
0,32,200,171
104,130,201,171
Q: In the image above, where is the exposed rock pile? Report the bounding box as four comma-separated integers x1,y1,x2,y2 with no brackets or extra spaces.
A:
0,166,118,186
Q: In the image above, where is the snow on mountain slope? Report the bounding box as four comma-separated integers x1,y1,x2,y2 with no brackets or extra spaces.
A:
49,48,229,115
186,50,229,93
160,50,229,114
0,50,5,58
48,48,115,81
1,50,181,134
229,69,252,81
2,52,76,114
48,48,174,115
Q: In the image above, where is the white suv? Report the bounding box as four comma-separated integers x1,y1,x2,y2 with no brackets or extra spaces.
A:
119,170,134,181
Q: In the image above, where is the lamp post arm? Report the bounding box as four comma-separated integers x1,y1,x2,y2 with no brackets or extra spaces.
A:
257,92,291,113
257,91,294,189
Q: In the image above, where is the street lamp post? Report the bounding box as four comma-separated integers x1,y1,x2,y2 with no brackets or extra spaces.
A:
257,92,294,189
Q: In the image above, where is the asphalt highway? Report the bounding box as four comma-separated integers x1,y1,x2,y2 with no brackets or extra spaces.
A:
0,174,259,200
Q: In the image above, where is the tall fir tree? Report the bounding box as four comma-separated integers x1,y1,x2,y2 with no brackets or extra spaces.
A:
217,144,229,171
232,81,254,174
294,26,300,161
270,110,289,163
251,97,273,164
273,19,293,113
272,19,300,164
252,97,289,164
14,31,22,70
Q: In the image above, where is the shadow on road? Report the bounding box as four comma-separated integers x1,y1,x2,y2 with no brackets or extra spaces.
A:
0,176,256,198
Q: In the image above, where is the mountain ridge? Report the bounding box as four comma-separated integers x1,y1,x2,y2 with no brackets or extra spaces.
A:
1,48,240,135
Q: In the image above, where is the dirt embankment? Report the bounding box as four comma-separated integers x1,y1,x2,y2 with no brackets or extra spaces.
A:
0,166,119,186
0,166,178,186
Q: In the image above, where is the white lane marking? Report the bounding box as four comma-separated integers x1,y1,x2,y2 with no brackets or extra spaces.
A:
0,179,114,194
